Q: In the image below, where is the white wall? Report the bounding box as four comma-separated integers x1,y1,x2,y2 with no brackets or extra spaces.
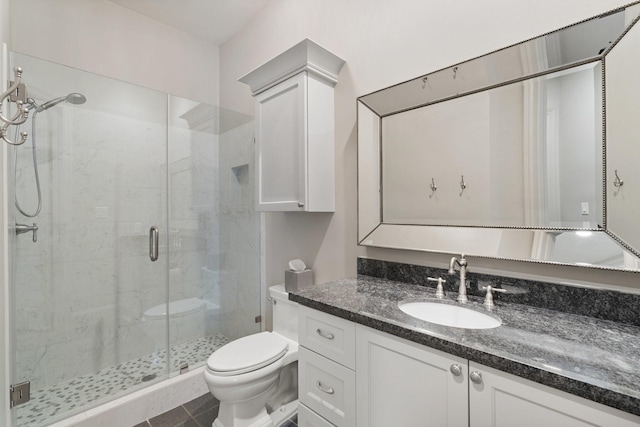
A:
11,0,219,105
219,0,640,291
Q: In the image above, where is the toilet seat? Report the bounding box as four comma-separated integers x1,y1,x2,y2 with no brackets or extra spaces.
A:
207,332,289,376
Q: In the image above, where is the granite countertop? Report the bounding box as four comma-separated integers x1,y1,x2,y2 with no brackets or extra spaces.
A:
288,275,640,416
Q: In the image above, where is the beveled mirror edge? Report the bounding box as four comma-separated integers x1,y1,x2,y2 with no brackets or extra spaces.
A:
359,224,640,273
359,1,640,117
356,4,640,273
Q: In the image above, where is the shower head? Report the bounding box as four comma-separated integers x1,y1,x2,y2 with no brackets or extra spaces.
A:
40,93,86,110
26,93,87,112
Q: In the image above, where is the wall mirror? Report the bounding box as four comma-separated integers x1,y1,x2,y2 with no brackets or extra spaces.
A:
358,2,640,271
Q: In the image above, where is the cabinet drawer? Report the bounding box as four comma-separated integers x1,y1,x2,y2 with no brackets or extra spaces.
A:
299,346,355,427
298,403,336,427
299,306,356,369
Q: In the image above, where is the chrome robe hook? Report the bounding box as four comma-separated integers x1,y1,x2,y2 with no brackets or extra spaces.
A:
613,170,624,196
0,124,28,146
0,67,29,146
429,178,437,198
0,68,29,126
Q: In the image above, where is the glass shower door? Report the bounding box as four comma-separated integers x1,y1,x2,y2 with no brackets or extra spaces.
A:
10,53,170,426
165,96,262,371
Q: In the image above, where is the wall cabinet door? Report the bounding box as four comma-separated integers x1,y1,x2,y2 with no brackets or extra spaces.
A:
469,362,640,427
356,325,468,427
255,71,335,212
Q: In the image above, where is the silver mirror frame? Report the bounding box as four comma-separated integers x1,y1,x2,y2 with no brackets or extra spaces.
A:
357,2,640,272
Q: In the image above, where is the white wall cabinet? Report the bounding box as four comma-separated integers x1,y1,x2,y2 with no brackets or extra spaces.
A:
298,306,640,427
239,39,345,211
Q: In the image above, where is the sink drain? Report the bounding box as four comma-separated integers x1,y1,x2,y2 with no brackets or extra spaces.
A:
141,373,157,382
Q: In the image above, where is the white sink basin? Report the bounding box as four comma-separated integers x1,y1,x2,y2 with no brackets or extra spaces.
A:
398,300,502,329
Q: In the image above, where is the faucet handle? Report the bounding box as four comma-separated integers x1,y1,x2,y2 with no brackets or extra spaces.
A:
427,277,446,299
481,285,506,310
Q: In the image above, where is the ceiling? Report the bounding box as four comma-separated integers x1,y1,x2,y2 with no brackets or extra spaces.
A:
109,0,270,46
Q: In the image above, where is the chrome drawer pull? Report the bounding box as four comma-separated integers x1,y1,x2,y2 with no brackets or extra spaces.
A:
316,329,335,340
316,381,335,394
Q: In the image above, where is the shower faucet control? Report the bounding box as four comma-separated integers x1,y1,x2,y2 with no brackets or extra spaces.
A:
16,222,38,242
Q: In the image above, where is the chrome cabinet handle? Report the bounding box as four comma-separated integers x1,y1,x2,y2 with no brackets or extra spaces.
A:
316,381,334,394
316,329,335,340
470,371,483,384
149,226,159,262
450,364,463,377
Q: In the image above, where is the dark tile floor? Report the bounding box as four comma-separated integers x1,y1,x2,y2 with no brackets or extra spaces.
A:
132,393,298,427
133,393,219,427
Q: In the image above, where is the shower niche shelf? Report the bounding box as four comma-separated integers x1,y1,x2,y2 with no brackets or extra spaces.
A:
239,39,345,212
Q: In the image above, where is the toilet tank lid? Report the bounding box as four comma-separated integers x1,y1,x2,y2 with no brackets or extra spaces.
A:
207,332,288,375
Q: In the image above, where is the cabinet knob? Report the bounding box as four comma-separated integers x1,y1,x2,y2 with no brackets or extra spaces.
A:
470,371,483,384
298,201,305,208
450,364,463,377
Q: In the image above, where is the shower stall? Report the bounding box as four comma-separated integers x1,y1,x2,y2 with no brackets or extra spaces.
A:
8,52,261,426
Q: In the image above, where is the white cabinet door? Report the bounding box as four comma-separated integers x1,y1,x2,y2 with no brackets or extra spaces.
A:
356,325,468,427
469,362,640,427
255,72,307,211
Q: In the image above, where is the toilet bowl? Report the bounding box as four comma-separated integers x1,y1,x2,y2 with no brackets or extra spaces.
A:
204,285,299,427
143,297,220,351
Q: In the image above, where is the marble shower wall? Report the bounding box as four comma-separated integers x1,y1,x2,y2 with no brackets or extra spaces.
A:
217,110,261,341
12,56,261,391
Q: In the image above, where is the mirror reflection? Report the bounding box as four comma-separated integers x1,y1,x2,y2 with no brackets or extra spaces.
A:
358,3,640,271
382,64,602,228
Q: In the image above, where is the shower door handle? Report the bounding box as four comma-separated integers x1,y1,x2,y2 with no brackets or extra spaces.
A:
149,226,159,262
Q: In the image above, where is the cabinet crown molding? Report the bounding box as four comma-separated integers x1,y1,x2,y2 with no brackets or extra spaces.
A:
239,38,345,96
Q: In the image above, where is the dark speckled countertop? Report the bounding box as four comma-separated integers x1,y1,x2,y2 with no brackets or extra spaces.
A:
289,275,640,417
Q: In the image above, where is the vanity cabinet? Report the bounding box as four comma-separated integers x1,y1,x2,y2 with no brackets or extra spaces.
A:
356,325,468,427
357,324,640,427
469,362,640,427
239,39,345,212
298,306,356,426
298,306,640,427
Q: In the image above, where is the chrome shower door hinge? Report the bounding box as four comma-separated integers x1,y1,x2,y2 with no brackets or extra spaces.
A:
10,381,30,408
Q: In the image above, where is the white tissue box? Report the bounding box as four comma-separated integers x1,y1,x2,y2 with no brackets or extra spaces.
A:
285,269,314,292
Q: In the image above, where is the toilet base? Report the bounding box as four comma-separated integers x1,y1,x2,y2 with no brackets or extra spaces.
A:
212,383,276,427
212,398,299,427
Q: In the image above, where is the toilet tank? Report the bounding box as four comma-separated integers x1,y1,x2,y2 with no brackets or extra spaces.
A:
269,285,298,342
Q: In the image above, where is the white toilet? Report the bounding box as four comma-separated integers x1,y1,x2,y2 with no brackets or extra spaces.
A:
204,285,299,427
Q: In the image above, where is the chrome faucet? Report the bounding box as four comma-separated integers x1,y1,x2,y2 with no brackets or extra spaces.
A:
448,254,468,303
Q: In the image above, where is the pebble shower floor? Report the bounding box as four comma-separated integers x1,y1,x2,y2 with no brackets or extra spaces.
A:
16,334,230,427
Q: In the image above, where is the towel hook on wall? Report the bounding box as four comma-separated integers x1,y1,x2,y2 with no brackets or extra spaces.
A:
459,175,467,196
0,67,30,146
429,178,437,198
613,170,624,196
